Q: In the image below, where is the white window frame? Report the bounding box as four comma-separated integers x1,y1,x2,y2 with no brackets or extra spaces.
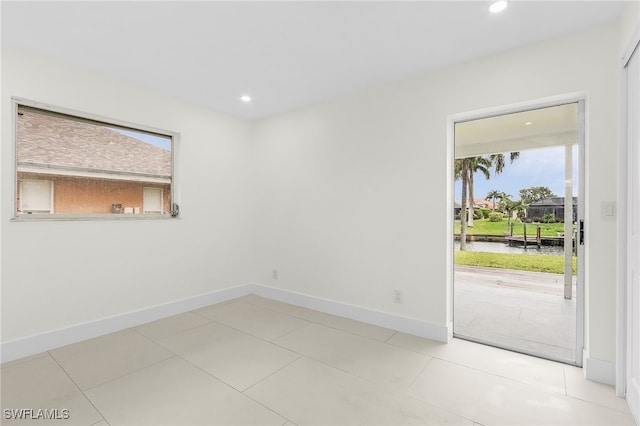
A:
11,97,180,221
143,187,164,214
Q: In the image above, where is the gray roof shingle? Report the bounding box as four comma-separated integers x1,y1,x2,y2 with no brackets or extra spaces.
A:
17,106,171,178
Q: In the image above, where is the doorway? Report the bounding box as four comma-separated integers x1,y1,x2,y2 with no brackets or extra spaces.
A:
452,100,585,365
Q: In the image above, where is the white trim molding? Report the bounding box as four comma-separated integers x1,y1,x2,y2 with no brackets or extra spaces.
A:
248,284,450,342
584,349,616,386
617,23,640,400
0,284,449,364
0,285,251,363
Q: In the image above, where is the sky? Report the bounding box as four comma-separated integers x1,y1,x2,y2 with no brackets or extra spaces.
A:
113,126,574,202
454,145,579,202
111,128,172,151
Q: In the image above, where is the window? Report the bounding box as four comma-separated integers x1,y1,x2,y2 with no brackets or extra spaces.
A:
14,100,178,219
143,187,163,214
18,180,53,214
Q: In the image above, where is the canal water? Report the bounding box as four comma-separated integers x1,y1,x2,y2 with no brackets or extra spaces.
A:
453,240,565,255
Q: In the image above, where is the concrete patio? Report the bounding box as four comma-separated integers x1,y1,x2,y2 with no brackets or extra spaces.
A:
454,265,578,363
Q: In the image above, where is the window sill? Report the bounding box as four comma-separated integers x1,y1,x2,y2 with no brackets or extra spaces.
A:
11,214,179,222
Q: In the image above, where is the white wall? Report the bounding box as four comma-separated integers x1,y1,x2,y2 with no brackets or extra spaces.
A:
1,48,254,345
0,19,627,378
620,1,639,52
252,23,621,366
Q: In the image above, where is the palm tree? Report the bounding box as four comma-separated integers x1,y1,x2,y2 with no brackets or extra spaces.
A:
455,158,470,250
499,195,515,231
490,152,521,174
485,189,502,211
456,152,519,251
499,195,527,230
466,157,492,227
512,199,528,220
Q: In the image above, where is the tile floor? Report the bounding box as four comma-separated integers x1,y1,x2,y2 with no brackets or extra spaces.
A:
0,294,634,425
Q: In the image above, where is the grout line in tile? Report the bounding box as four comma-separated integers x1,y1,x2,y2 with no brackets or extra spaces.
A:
303,352,423,400
201,314,311,347
422,354,570,398
383,330,398,343
159,328,301,408
133,315,215,342
80,354,179,393
200,355,302,425
243,350,420,404
241,355,303,394
192,301,313,342
243,295,397,343
563,393,633,415
223,297,575,401
187,294,397,344
404,355,434,394
0,351,50,369
404,391,479,426
240,295,299,315
147,321,223,353
189,309,214,321
6,295,628,426
47,351,109,425
165,348,248,393
281,312,397,345
32,298,583,422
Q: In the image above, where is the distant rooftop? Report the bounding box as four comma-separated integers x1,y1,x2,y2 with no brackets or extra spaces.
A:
17,106,171,180
530,197,578,206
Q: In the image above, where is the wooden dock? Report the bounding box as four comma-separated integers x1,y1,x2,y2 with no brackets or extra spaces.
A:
506,235,568,247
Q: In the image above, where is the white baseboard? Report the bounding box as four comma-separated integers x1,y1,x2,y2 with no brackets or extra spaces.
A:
583,349,616,386
248,283,449,342
2,283,449,364
0,284,251,363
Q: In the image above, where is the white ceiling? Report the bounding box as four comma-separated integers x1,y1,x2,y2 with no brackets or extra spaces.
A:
1,1,628,120
455,103,578,157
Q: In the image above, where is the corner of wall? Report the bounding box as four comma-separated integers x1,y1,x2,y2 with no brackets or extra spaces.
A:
248,283,450,342
0,284,252,363
583,349,616,386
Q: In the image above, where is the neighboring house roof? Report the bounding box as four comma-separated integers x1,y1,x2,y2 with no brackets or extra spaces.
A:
530,197,578,207
17,106,171,183
454,199,493,209
472,199,492,208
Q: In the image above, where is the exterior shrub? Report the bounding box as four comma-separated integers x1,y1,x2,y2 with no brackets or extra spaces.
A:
478,208,491,219
489,212,503,222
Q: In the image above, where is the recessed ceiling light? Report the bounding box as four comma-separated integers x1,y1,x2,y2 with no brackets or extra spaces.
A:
240,95,252,103
489,0,508,13
525,121,533,126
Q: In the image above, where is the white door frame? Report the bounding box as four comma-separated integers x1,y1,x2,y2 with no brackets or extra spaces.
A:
617,25,640,420
447,92,587,366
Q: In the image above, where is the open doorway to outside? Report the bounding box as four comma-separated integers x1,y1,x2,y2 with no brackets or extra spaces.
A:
452,101,584,365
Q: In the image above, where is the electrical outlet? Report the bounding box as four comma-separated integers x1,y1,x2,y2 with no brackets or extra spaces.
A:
393,290,403,304
272,269,278,280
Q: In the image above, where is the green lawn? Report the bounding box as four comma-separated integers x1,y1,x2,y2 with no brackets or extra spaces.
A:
454,218,567,237
455,250,577,274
